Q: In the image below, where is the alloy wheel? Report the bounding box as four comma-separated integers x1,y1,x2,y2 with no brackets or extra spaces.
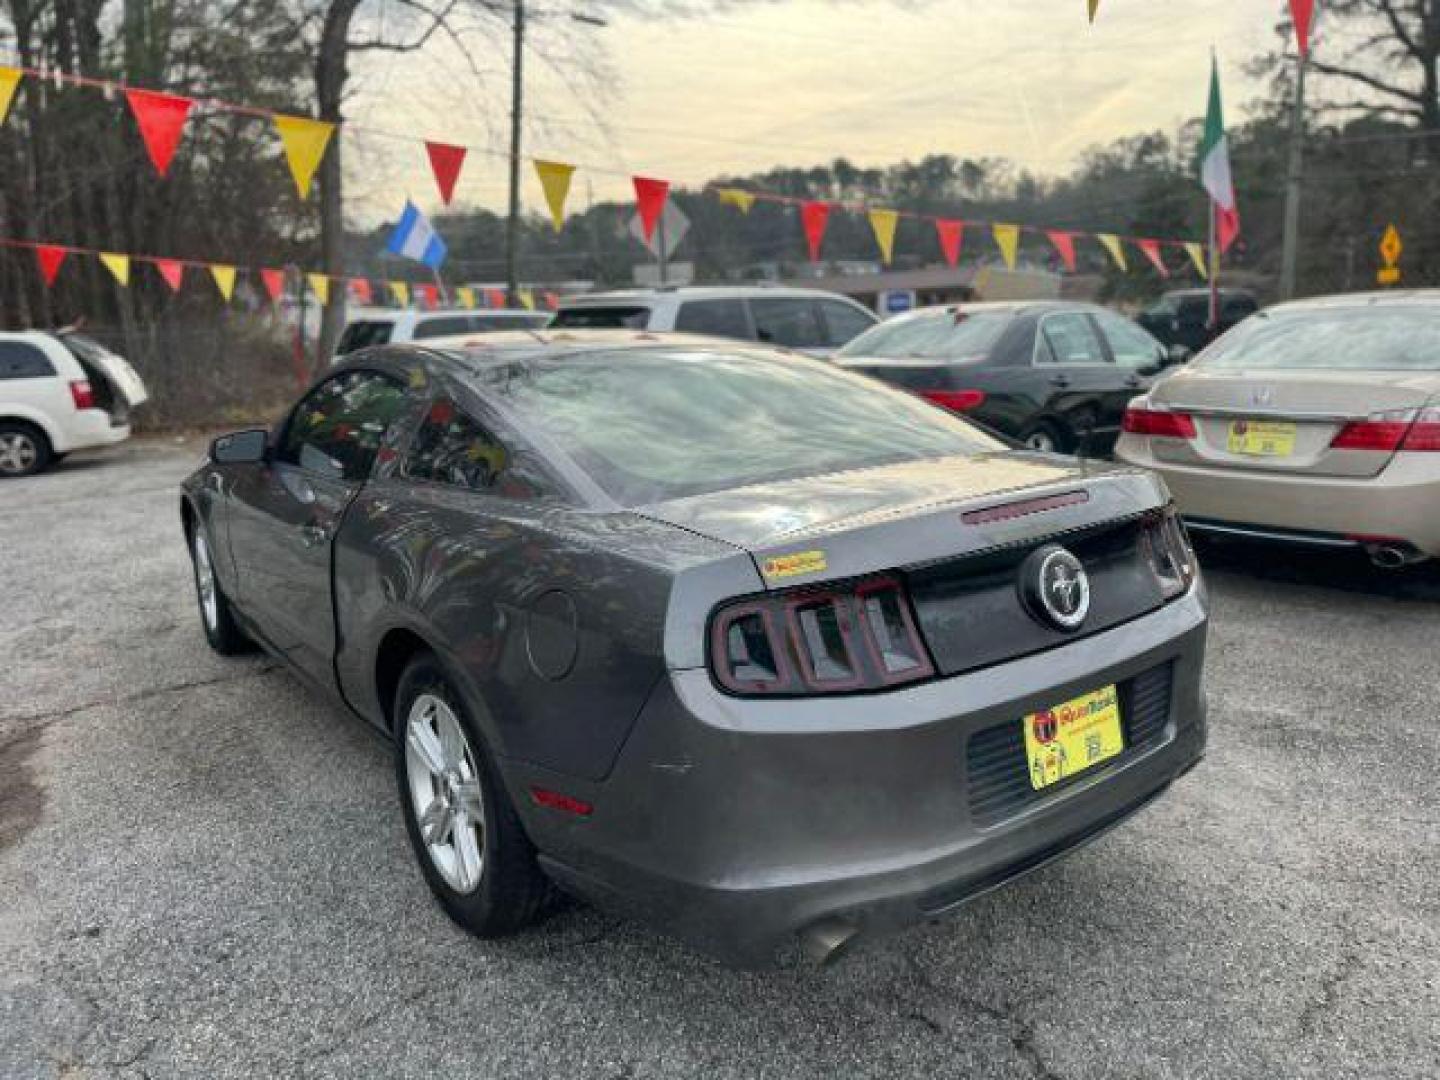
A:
1025,430,1058,452
404,693,487,894
193,532,219,631
0,432,38,475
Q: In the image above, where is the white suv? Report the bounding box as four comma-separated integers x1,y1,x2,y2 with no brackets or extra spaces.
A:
550,286,878,356
335,307,553,359
0,331,148,477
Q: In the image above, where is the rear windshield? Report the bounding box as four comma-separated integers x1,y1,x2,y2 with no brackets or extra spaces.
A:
549,305,652,330
476,348,1000,505
837,310,1012,359
473,313,551,330
337,320,394,354
1196,307,1440,371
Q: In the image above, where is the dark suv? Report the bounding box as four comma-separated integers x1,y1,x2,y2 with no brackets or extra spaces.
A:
1137,289,1258,353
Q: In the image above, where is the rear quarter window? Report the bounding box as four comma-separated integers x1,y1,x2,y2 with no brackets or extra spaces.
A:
0,341,57,379
412,316,479,340
675,299,752,340
550,306,653,330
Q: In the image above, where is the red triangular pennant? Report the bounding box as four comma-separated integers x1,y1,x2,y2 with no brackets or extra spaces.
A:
36,245,67,287
485,287,506,309
1047,230,1077,272
417,283,439,310
1137,239,1170,278
543,290,559,311
632,176,670,243
154,259,185,292
1289,0,1314,57
125,89,194,178
260,268,286,304
424,141,467,206
349,278,373,304
935,219,964,268
801,201,831,263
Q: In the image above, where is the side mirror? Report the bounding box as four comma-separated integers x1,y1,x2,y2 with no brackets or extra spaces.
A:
1167,344,1193,367
210,428,269,465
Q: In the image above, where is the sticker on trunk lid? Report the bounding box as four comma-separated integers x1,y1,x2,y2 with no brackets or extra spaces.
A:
762,550,827,581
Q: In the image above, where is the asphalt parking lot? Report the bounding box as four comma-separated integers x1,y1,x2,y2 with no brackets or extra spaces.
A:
2,438,1438,1080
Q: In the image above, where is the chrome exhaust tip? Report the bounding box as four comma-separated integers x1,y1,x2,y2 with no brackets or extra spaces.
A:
1367,543,1424,570
799,917,862,967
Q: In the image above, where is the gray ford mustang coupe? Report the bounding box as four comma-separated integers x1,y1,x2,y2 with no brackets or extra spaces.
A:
180,330,1208,966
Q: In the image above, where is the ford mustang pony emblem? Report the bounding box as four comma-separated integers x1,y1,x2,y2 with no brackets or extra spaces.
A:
1020,544,1091,631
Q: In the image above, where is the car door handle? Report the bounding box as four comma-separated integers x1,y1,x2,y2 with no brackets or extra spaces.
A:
299,522,332,548
1124,375,1144,388
1049,374,1072,388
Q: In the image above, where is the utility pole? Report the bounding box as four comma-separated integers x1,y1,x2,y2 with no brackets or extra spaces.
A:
505,0,525,307
656,208,668,286
1279,52,1307,301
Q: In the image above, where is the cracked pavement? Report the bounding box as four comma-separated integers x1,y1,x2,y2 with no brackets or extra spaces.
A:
2,438,1438,1079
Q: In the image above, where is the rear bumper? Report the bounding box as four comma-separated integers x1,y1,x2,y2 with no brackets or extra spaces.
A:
55,410,130,453
1117,440,1440,558
518,588,1208,966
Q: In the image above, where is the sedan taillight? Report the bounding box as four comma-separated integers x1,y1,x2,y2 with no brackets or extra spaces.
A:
69,379,95,411
1332,407,1440,452
710,576,935,697
919,389,986,412
1123,407,1196,439
1402,408,1440,451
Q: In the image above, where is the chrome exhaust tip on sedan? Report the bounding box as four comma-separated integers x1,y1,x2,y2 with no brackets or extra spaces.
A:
1367,543,1427,570
799,917,863,967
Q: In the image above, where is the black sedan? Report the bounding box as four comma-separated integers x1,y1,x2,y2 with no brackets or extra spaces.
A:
836,301,1187,455
180,331,1207,965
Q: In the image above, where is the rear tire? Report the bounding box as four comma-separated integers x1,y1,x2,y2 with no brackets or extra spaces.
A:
393,654,551,937
189,526,252,655
1018,420,1070,455
0,422,52,478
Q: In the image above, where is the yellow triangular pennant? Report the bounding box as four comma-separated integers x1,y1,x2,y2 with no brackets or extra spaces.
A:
1097,233,1128,271
307,272,330,305
99,252,130,287
992,223,1020,270
210,264,237,301
0,68,21,127
716,187,756,214
868,209,899,266
273,114,335,199
456,286,476,309
389,281,410,307
518,288,536,311
533,159,575,232
1184,242,1209,280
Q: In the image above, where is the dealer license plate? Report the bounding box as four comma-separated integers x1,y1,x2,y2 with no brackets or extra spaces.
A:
1227,419,1297,457
1022,685,1125,791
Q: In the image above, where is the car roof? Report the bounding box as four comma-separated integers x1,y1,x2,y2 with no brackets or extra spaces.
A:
344,307,533,323
346,329,752,372
1263,289,1440,314
556,285,862,306
1162,288,1254,301
881,300,1096,322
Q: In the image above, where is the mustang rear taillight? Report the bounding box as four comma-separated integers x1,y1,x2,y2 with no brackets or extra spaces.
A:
919,389,986,412
69,379,95,411
710,576,934,697
1141,507,1198,600
1122,407,1196,439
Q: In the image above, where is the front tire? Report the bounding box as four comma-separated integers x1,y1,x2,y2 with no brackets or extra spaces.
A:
189,526,252,655
1018,419,1070,454
0,422,52,477
393,654,550,937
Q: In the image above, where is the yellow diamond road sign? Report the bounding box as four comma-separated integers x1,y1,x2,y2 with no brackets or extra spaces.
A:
1380,225,1403,266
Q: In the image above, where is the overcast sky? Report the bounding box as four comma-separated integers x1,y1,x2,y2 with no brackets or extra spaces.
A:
341,0,1287,224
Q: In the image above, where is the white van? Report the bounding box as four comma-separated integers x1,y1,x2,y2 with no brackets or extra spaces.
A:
0,330,149,477
335,307,553,358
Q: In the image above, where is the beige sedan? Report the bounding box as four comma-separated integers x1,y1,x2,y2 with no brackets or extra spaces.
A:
1116,292,1440,567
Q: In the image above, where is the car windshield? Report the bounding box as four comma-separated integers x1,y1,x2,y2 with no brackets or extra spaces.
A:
836,310,1012,359
478,348,1002,505
1195,306,1440,371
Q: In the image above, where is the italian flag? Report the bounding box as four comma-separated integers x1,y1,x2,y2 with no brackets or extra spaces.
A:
1199,57,1240,253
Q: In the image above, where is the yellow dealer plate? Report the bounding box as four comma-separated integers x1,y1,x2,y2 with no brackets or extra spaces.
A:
1022,685,1124,791
1227,419,1296,457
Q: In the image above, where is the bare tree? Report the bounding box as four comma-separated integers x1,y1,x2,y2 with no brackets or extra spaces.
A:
1303,0,1440,129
